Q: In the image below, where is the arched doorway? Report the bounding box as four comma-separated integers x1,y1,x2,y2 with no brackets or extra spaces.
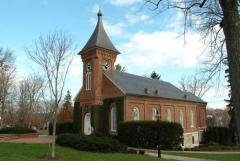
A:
84,112,92,135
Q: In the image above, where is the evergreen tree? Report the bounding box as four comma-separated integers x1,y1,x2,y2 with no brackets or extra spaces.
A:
150,71,161,80
64,90,71,103
115,64,126,72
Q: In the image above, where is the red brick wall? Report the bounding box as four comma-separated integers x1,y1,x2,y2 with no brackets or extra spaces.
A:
102,74,124,98
77,48,117,105
124,95,207,133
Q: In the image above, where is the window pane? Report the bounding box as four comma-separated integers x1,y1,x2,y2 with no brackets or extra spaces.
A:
133,107,140,120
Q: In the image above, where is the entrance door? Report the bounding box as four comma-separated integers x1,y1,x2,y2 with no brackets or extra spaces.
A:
84,112,92,135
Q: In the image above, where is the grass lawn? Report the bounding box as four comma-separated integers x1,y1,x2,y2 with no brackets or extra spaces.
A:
37,130,48,135
0,143,174,161
163,151,240,161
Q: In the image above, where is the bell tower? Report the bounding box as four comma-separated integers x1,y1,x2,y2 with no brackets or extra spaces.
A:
77,10,120,106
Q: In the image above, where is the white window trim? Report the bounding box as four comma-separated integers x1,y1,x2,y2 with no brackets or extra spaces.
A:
190,110,194,128
110,105,117,132
133,107,140,121
180,110,184,128
152,108,157,120
85,72,92,90
167,108,172,122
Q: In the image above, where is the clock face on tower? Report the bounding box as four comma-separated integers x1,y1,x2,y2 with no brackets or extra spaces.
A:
102,62,110,71
86,63,92,72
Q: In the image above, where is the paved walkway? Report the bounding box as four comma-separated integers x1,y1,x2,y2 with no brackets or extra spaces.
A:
1,135,52,144
164,150,240,154
146,152,215,161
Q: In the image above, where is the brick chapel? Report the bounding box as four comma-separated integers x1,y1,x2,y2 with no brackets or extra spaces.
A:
74,10,207,148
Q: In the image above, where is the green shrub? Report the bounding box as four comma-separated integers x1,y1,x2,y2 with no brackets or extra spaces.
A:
0,126,36,134
117,121,183,150
56,133,127,153
49,122,73,135
202,127,235,145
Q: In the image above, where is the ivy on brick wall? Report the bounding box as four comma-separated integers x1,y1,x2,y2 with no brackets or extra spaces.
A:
73,97,124,135
73,102,81,133
90,97,124,135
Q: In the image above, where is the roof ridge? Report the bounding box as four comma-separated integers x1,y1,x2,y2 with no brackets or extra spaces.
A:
114,71,171,84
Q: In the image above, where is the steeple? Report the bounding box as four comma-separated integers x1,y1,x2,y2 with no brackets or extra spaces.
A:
79,10,120,54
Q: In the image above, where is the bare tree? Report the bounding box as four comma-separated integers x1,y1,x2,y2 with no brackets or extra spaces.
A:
179,74,211,98
144,0,240,142
17,75,44,127
2,86,18,126
0,48,16,127
26,31,74,158
207,107,230,127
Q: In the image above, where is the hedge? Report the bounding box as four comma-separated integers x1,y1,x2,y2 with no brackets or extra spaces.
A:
49,122,73,135
56,133,127,153
118,121,183,150
0,126,36,134
202,127,235,145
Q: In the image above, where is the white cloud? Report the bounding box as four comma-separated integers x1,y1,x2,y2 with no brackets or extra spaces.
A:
89,18,129,38
91,3,100,13
106,0,141,6
117,30,205,69
167,11,184,31
104,21,126,37
203,86,228,109
69,55,83,77
125,13,152,24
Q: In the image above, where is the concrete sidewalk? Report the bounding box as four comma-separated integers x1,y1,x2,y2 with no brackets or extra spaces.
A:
1,135,52,144
164,150,240,154
146,152,215,161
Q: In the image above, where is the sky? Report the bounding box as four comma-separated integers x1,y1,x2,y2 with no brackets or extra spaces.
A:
0,0,228,108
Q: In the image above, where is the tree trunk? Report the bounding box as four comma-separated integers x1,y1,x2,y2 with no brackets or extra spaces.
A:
220,0,240,143
0,101,5,127
51,117,56,158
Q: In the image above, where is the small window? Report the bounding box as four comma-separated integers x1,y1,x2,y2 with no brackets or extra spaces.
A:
85,63,92,90
190,109,194,127
85,72,92,90
179,110,184,127
192,136,195,144
152,108,158,120
167,109,172,122
132,107,140,121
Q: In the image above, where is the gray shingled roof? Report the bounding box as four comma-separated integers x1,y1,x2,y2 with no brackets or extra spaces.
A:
79,11,120,54
105,71,206,104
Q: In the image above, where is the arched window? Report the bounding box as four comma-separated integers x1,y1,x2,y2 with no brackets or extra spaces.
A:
132,107,140,121
152,108,158,120
84,112,92,135
179,110,184,127
167,108,172,122
110,104,117,132
85,63,92,90
190,109,194,127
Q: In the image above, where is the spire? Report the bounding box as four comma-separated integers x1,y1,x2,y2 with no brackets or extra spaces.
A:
97,9,102,17
79,10,120,55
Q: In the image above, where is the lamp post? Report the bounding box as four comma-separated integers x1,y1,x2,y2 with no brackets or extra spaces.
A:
155,110,161,158
157,144,161,158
